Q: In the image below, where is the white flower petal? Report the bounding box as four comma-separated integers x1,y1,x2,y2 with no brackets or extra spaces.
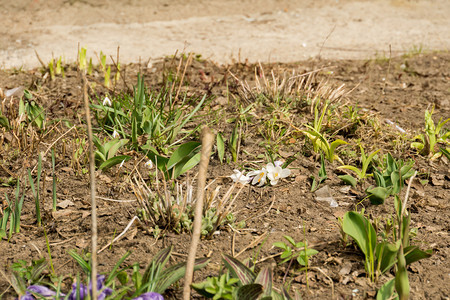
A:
145,160,153,169
274,161,283,167
230,170,250,185
280,168,291,178
266,163,275,172
102,96,112,106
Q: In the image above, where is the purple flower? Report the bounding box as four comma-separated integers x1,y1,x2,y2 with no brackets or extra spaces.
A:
20,285,63,300
68,275,113,300
132,292,164,300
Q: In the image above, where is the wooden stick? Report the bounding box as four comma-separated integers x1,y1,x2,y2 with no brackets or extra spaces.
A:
183,126,214,299
82,73,98,299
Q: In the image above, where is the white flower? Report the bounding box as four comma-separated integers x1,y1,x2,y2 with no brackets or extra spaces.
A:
274,160,283,168
103,96,112,106
145,160,153,169
112,130,119,138
229,169,250,185
247,167,267,187
266,162,291,185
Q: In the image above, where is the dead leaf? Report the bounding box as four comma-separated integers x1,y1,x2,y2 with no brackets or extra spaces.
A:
125,226,138,240
52,209,76,220
57,199,75,209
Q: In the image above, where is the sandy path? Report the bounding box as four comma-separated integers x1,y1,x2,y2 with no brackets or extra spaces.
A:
0,0,448,69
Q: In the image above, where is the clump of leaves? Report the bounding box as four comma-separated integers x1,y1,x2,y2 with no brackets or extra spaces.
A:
411,105,449,159
133,176,243,238
342,209,431,283
338,144,380,185
93,135,130,170
367,153,415,205
193,254,295,299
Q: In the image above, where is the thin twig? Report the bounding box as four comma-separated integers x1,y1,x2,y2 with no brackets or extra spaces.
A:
401,171,417,217
235,232,269,258
183,126,214,299
82,72,98,299
98,216,139,253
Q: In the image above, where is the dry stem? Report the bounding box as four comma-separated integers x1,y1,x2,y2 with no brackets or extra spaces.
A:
183,126,214,299
82,73,98,299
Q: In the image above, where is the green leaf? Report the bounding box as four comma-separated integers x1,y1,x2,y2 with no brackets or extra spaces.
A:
254,267,272,297
404,246,432,266
172,151,201,179
142,246,172,285
338,174,357,187
366,186,392,205
375,241,400,274
376,278,397,300
222,254,256,286
217,133,225,163
98,155,131,170
107,139,129,159
329,139,347,162
105,251,132,285
154,257,209,294
338,165,363,179
0,115,10,129
361,149,380,175
273,242,288,250
440,147,450,160
342,211,376,258
235,284,263,300
167,141,201,170
283,235,296,247
68,250,91,275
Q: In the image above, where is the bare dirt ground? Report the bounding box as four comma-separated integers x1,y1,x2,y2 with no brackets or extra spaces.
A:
0,1,449,299
0,0,449,69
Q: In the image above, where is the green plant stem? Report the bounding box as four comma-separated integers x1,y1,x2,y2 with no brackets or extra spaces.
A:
43,226,55,276
183,126,214,299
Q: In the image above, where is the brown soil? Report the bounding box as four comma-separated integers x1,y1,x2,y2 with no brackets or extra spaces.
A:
0,51,449,299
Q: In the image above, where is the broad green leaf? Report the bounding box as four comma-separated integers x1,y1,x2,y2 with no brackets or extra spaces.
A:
375,241,400,274
339,174,357,187
107,138,129,159
167,141,201,170
376,278,397,300
155,257,209,294
92,136,105,156
342,211,376,258
173,151,201,179
223,254,256,286
366,186,392,205
99,155,131,170
404,246,432,266
235,284,263,300
254,267,272,297
273,242,288,250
